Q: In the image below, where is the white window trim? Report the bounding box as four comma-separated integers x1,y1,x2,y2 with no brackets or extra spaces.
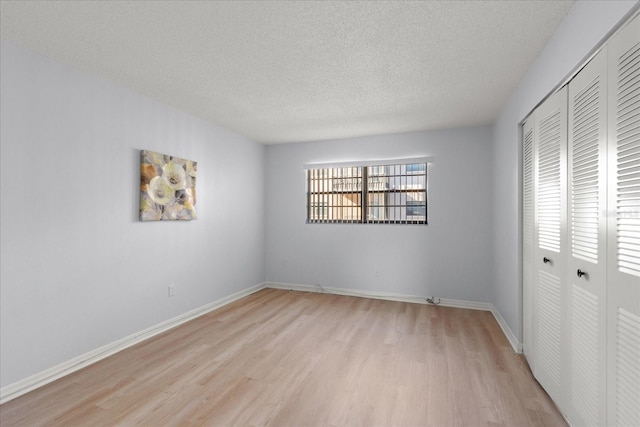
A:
303,156,435,170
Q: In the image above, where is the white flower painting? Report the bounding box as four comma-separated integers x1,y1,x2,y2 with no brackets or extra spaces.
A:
140,150,197,221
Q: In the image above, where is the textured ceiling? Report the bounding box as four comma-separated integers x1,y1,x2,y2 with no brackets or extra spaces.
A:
0,0,574,144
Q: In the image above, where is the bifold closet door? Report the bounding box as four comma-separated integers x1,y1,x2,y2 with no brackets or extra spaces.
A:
606,13,640,427
533,86,568,407
566,46,608,427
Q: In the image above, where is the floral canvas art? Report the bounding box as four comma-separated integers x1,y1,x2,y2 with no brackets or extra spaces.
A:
140,150,197,221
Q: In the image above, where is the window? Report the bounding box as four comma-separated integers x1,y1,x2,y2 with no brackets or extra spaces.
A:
307,166,363,223
306,159,428,224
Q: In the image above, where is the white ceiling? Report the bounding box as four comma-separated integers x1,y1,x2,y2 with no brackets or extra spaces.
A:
0,0,574,144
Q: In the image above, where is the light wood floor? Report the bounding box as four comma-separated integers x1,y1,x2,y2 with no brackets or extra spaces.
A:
0,288,566,426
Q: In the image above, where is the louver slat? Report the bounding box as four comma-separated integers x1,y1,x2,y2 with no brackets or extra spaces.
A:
616,41,640,277
572,285,600,426
616,308,640,427
571,77,601,262
538,270,562,386
524,128,534,246
538,111,563,252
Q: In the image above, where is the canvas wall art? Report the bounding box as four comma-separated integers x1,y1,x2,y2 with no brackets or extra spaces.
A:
140,150,197,221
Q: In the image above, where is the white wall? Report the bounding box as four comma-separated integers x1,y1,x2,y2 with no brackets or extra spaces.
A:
491,0,638,343
265,128,494,302
0,39,266,388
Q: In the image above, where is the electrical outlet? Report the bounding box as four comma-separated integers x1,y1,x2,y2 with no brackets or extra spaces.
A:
374,267,380,277
426,296,441,305
168,284,176,297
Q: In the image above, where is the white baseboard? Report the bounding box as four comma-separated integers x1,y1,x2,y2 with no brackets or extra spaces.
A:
266,281,493,309
0,282,266,405
490,306,523,354
265,282,522,353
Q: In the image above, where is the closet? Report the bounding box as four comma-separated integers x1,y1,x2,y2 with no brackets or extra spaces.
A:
522,13,639,427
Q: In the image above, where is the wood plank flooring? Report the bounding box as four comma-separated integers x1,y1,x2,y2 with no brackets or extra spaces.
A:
0,288,566,426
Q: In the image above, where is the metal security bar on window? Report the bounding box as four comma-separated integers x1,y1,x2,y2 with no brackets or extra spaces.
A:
366,163,427,224
307,167,363,223
306,161,427,225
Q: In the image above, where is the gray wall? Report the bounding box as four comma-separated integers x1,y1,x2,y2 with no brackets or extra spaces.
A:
265,128,494,302
0,40,266,387
491,0,638,343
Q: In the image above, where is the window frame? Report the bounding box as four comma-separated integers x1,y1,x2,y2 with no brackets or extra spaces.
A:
304,157,430,225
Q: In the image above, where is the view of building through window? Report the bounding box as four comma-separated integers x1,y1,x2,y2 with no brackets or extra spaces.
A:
307,166,363,223
306,161,427,224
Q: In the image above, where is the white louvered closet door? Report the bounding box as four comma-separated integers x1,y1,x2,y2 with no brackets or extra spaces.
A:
522,116,535,366
606,13,640,427
533,86,568,408
566,47,608,427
